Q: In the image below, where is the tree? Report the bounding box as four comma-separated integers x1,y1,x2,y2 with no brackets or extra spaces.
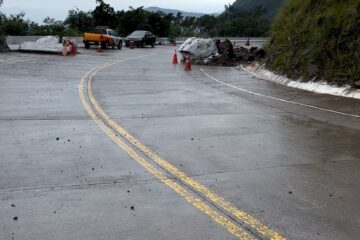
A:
0,0,4,34
147,12,172,36
175,12,183,24
0,0,271,40
42,17,65,36
2,13,29,35
181,16,197,36
0,0,11,52
92,0,116,27
216,6,270,37
116,7,147,35
197,15,217,36
65,9,94,32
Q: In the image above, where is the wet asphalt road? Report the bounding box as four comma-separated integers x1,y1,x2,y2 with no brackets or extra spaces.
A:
0,46,359,240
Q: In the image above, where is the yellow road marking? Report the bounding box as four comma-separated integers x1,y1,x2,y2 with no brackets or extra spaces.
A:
80,57,285,240
79,63,256,240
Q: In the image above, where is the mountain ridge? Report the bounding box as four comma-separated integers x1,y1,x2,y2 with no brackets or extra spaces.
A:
144,6,219,18
230,0,285,18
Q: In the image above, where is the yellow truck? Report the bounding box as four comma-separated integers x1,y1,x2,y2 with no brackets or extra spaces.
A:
83,26,123,50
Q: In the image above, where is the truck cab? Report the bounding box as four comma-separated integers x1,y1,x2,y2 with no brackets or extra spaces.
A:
83,27,123,50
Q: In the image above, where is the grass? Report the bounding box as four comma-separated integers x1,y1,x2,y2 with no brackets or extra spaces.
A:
266,0,360,86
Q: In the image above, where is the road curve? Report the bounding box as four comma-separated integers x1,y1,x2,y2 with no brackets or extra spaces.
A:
1,46,360,240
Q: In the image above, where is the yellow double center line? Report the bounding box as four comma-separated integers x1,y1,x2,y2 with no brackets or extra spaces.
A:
79,55,285,240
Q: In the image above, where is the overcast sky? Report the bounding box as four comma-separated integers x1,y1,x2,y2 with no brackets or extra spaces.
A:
1,0,235,23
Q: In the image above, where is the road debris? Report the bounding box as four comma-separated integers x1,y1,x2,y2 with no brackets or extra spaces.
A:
179,37,266,66
179,37,219,61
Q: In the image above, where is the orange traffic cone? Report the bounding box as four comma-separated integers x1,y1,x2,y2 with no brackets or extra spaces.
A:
184,54,191,71
70,42,76,56
245,38,250,47
172,50,178,64
97,42,103,52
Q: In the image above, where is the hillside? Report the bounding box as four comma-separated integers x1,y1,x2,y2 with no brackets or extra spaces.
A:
231,0,285,18
266,0,360,87
217,0,274,37
145,7,219,18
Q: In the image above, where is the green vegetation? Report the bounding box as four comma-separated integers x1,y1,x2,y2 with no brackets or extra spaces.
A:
231,0,285,18
0,0,10,52
0,0,271,38
266,0,360,86
216,5,270,37
0,13,80,37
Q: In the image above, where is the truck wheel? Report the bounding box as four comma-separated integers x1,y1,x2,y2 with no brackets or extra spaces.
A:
101,41,108,50
84,42,90,49
117,41,123,50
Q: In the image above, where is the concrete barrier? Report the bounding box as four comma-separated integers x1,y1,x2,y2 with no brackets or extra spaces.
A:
157,37,268,42
6,36,268,50
6,36,84,51
157,37,268,48
6,36,83,45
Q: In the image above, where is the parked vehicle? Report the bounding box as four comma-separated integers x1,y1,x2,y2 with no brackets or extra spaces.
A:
125,31,156,48
83,26,123,50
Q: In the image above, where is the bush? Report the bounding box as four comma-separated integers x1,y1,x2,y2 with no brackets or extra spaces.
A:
267,0,360,86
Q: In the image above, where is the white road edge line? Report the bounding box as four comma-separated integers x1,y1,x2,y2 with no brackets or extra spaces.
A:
200,68,360,119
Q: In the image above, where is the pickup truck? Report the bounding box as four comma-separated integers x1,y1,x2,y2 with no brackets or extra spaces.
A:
83,27,123,50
